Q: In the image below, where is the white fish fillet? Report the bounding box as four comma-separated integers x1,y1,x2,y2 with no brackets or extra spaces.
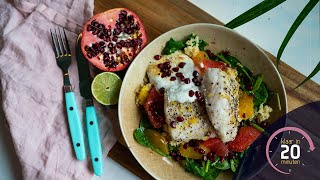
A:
164,92,216,145
201,68,240,143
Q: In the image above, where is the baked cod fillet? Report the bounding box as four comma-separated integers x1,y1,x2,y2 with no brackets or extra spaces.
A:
164,92,216,145
201,68,240,143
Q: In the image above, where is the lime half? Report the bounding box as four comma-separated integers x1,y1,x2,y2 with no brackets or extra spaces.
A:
91,72,122,105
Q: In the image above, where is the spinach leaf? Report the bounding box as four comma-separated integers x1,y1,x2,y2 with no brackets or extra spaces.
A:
183,158,221,180
216,53,253,84
199,40,208,51
230,159,237,173
162,38,185,55
133,127,168,157
212,159,230,170
253,82,269,108
139,115,152,129
252,74,263,93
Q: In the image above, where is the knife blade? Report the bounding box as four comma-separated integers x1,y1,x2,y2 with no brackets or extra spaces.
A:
76,34,103,176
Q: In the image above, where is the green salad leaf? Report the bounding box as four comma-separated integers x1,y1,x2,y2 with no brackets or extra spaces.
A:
162,38,185,55
215,53,253,88
198,40,208,51
212,159,230,170
139,115,152,129
253,82,269,108
133,127,169,157
230,159,237,173
252,74,263,93
183,158,221,180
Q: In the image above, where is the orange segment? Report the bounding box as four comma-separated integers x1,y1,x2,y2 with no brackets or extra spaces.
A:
238,91,254,120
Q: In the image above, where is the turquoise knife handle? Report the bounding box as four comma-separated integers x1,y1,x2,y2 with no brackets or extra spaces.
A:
86,105,103,176
65,92,86,160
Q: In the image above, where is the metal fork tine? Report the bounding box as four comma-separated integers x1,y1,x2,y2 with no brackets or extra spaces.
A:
58,28,67,55
55,28,64,56
50,29,59,57
63,28,71,54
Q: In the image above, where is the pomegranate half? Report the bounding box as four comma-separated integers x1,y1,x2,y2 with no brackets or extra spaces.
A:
81,8,147,72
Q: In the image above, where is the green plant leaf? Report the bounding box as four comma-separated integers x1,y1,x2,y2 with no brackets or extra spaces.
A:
295,61,320,88
225,0,285,29
252,74,263,93
133,127,169,157
277,0,319,67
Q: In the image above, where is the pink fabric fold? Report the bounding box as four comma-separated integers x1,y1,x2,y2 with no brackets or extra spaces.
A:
0,0,121,179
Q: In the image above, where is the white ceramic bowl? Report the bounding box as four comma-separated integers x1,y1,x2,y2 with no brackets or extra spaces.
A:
118,23,287,179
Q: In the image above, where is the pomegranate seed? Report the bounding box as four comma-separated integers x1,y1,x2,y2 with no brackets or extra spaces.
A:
172,67,179,72
92,30,98,35
108,43,113,48
193,70,199,77
120,10,127,15
154,55,161,60
100,48,105,53
99,41,105,46
222,50,230,57
202,155,208,161
198,149,205,154
87,25,92,31
176,116,184,122
183,143,189,149
87,53,92,58
163,62,171,69
189,90,194,97
110,48,117,54
157,63,163,69
180,76,185,81
192,78,198,83
242,113,246,118
207,152,213,158
209,156,216,162
116,43,122,48
176,72,183,77
161,73,166,78
170,121,177,128
221,157,225,162
184,78,190,84
246,84,253,90
159,87,165,94
195,91,201,98
84,45,89,51
170,77,176,81
127,28,133,34
112,36,118,42
107,29,112,36
169,151,177,157
228,152,235,159
193,146,199,151
178,62,186,68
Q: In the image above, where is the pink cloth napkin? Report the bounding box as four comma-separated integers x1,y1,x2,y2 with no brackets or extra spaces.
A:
0,0,121,179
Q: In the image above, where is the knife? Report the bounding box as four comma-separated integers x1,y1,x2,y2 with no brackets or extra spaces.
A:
76,34,103,176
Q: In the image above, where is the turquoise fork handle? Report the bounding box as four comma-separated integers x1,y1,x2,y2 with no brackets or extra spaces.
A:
86,105,103,176
65,92,86,160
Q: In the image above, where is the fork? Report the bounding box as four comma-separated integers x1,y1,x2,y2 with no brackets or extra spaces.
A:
50,29,86,161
